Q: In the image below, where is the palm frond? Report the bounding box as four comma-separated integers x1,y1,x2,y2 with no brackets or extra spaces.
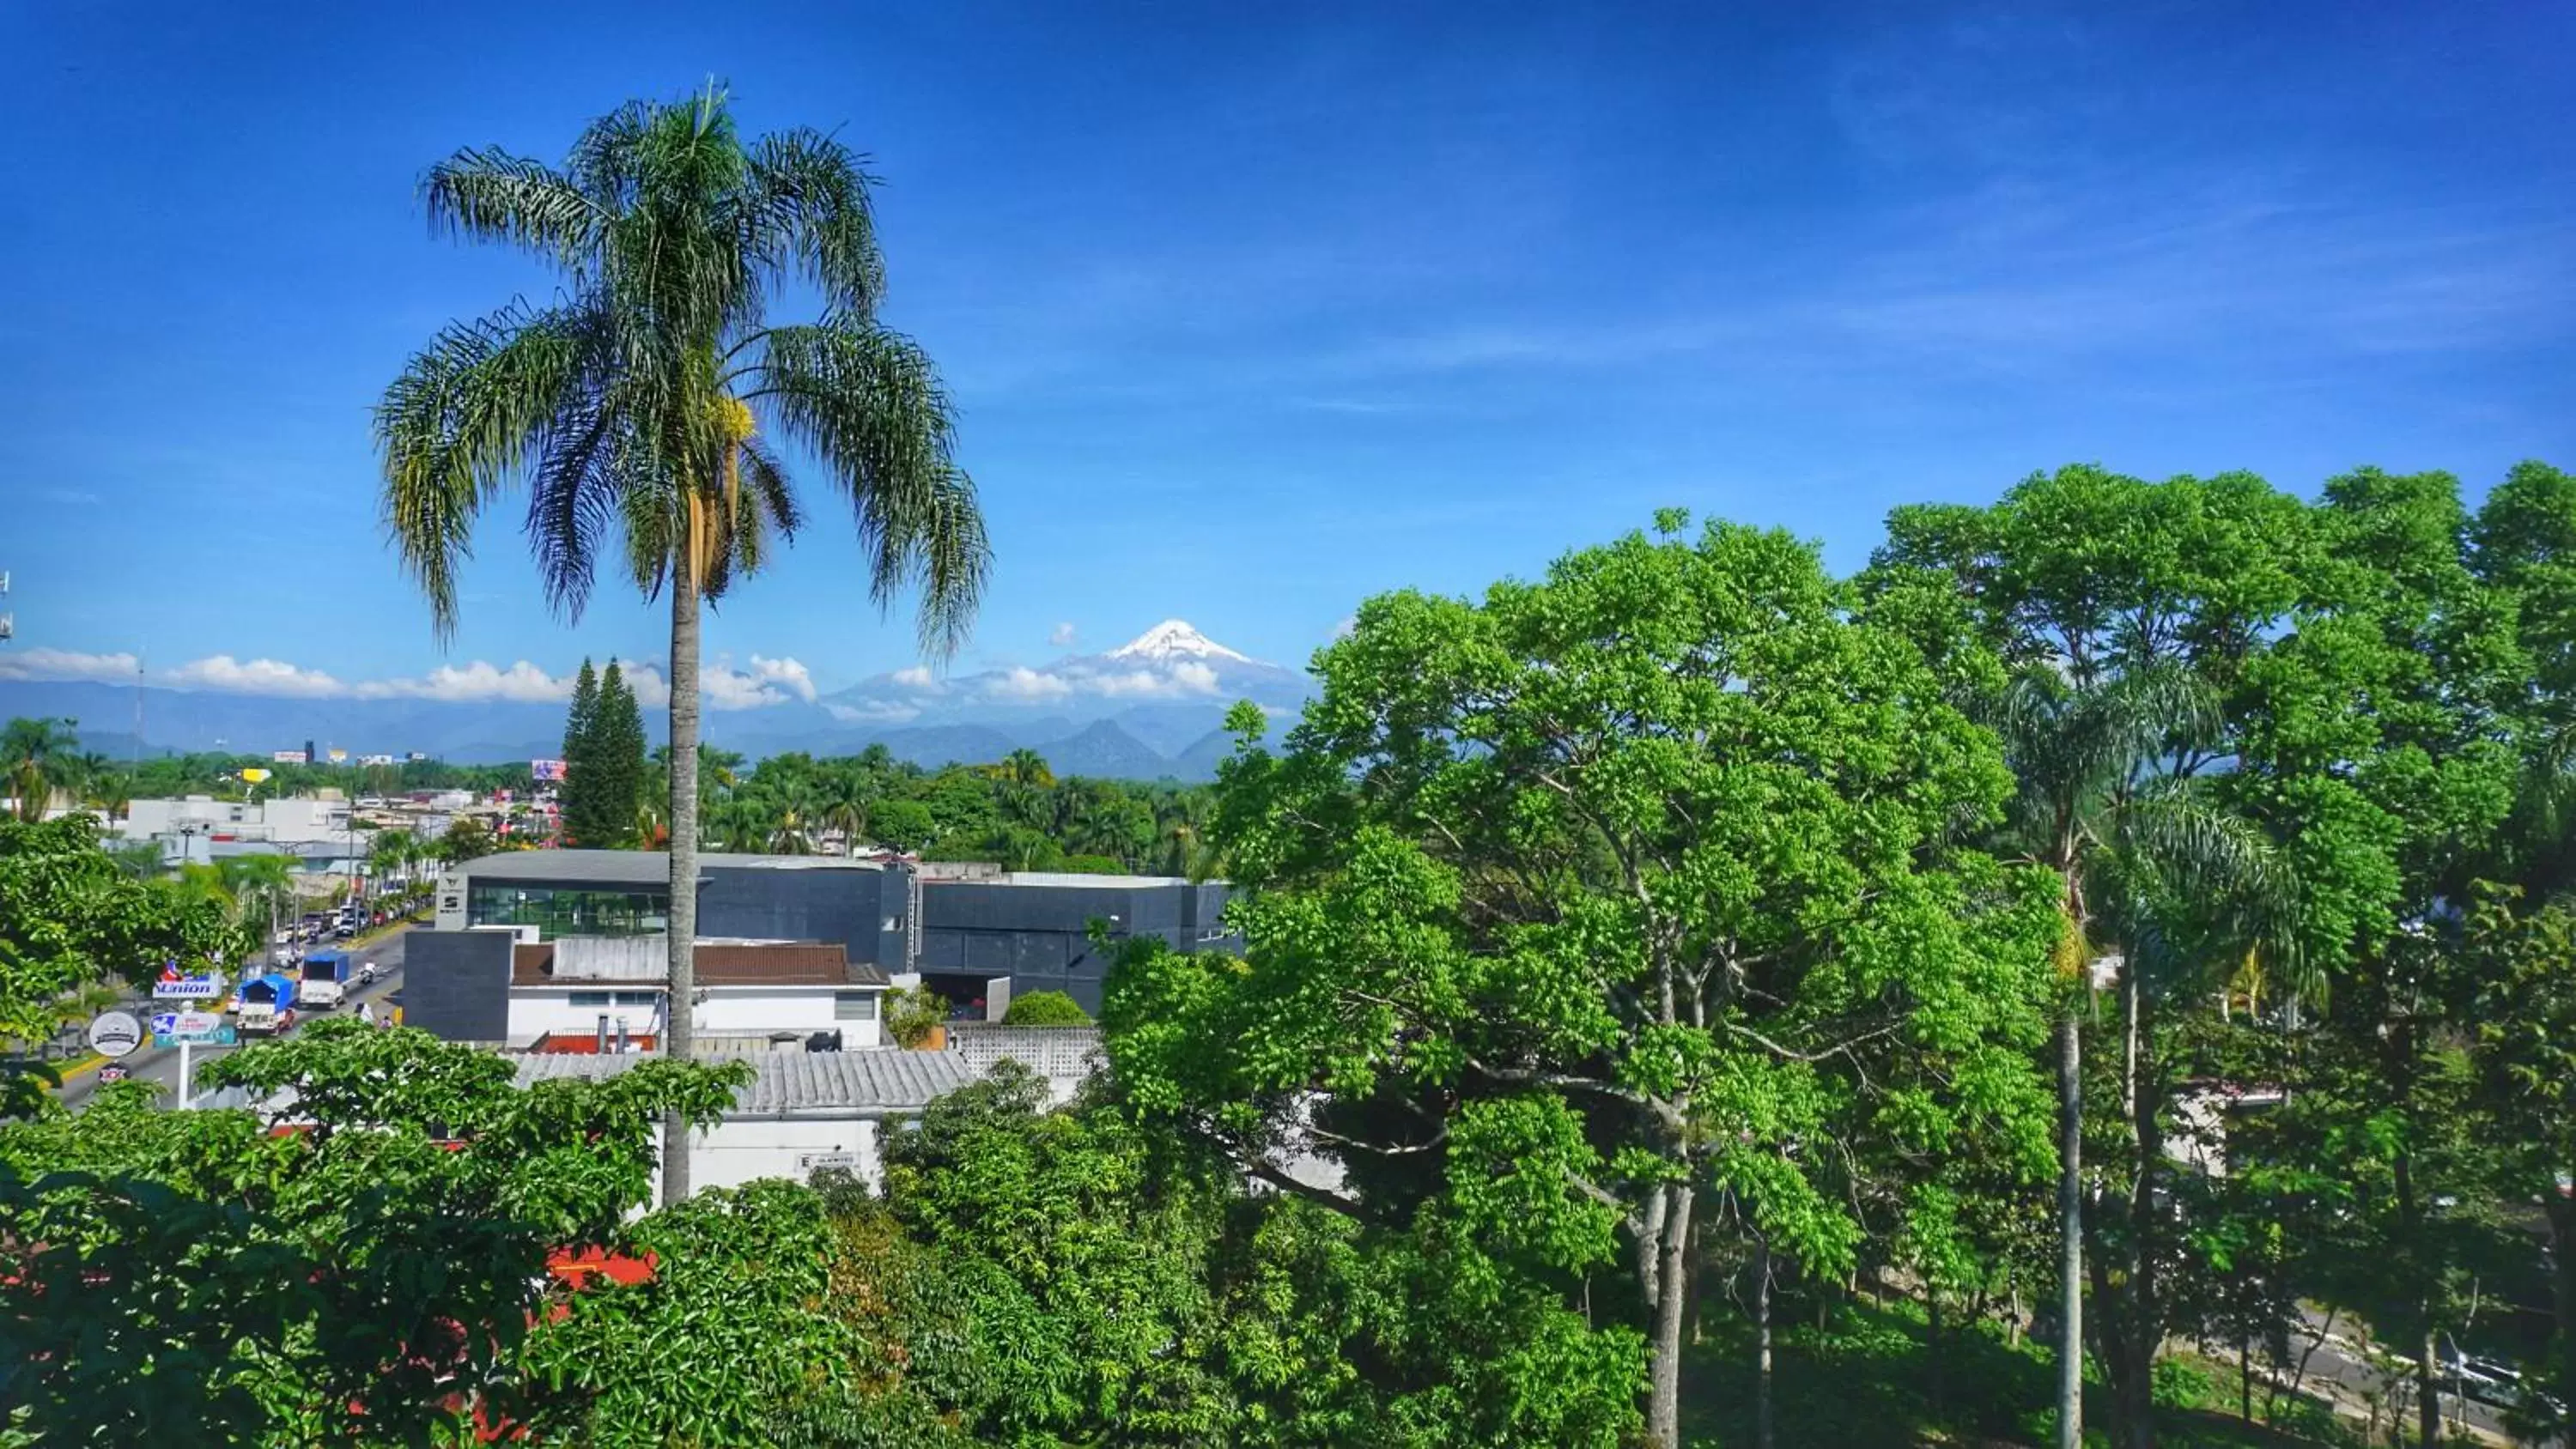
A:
736,128,886,312
375,302,595,637
746,320,988,657
425,149,603,267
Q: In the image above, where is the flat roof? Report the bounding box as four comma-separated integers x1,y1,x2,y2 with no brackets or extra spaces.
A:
461,849,892,883
510,941,889,988
512,1049,978,1113
931,870,1206,889
464,850,1211,891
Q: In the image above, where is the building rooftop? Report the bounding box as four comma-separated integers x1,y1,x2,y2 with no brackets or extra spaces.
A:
461,849,894,883
930,870,1205,889
511,1048,979,1113
510,941,889,988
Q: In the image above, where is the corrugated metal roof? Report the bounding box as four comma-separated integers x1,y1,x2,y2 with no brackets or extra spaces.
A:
511,1048,977,1113
463,850,891,883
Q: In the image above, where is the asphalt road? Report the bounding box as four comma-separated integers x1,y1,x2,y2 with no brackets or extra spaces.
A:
63,925,416,1111
2279,1307,2512,1440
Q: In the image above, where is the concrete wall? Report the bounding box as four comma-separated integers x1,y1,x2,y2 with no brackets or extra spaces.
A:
504,984,884,1048
644,1118,884,1209
698,985,883,1046
507,989,661,1046
405,929,514,1043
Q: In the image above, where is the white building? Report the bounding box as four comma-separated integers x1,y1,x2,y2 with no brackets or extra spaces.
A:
204,1047,981,1205
504,937,888,1051
125,795,355,846
512,1050,978,1201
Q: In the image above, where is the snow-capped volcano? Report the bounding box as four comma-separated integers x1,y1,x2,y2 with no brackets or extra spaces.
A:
1103,620,1259,666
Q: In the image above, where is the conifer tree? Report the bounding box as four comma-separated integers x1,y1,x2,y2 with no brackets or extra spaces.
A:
595,662,647,848
559,659,605,846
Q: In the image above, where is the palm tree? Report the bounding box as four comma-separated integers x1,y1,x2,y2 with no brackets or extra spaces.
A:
377,88,987,1202
218,852,301,943
818,775,871,856
4,717,79,822
1984,664,2297,1449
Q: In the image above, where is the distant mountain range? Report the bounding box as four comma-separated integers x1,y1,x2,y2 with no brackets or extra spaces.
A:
0,622,1314,783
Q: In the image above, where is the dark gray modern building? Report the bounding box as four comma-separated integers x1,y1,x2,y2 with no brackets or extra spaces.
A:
428,850,1236,1016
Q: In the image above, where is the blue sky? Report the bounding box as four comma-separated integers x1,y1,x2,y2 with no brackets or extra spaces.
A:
4,1,2571,710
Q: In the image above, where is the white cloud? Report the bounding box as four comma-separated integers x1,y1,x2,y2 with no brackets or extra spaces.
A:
827,700,921,725
1048,621,1078,649
0,647,142,683
1061,660,1224,700
747,654,817,703
353,660,568,704
164,655,348,698
889,664,942,691
611,662,672,709
0,644,811,712
981,665,1075,702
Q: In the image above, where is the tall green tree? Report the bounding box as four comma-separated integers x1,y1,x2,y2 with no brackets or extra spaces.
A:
1874,465,2315,1448
3,716,80,822
594,659,647,846
1114,516,2062,1446
558,658,606,844
376,87,988,1203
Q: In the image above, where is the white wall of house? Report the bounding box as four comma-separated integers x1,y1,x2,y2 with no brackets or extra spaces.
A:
507,989,663,1046
691,1118,882,1196
507,984,884,1047
696,985,882,1046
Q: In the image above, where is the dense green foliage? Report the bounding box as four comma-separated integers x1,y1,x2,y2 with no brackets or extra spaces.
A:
0,815,252,1107
15,463,2576,1448
998,989,1091,1027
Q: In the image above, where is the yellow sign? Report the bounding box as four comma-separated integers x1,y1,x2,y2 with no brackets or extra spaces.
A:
327,749,349,764
240,767,271,784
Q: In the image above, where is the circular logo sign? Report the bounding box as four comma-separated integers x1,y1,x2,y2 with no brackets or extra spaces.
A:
88,1010,144,1060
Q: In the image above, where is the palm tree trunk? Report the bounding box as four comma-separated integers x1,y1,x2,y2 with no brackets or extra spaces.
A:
659,550,701,1206
2058,1007,2086,1449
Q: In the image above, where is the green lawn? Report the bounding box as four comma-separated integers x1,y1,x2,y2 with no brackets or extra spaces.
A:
1678,1295,2370,1448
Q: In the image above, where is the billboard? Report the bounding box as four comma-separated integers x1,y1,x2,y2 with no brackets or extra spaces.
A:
405,751,428,762
531,759,568,783
271,750,307,763
326,749,349,764
358,754,395,767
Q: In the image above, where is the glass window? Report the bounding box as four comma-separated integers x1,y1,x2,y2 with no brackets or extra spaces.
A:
468,882,670,938
613,991,659,1007
568,991,611,1007
835,992,879,1022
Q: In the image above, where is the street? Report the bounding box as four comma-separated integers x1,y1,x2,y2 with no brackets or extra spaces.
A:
2274,1306,2512,1440
61,925,416,1111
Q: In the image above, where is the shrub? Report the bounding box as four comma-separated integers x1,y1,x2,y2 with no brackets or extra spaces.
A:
884,985,948,1048
1001,990,1092,1028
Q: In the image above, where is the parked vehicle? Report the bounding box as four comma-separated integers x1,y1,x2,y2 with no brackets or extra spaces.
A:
232,973,301,1036
298,949,356,1009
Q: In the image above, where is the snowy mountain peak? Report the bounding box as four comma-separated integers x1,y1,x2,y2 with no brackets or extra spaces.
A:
1103,620,1255,665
